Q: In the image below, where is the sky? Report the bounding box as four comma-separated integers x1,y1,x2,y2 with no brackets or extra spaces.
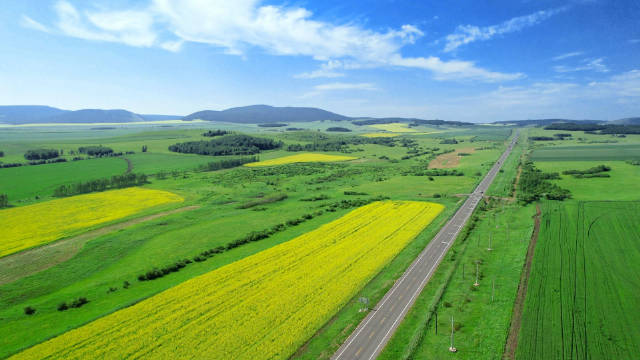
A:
1,0,639,122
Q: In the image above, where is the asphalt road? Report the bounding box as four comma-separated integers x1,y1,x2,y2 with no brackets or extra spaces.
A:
332,133,519,360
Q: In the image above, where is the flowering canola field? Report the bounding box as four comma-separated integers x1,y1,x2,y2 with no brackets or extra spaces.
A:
369,123,419,133
244,152,357,167
0,188,183,258
12,200,443,360
361,132,400,138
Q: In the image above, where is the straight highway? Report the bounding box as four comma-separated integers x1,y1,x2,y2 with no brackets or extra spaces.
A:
332,132,519,360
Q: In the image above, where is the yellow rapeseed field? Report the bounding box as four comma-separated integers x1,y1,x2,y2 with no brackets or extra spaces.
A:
12,200,443,360
0,188,183,258
244,152,357,167
361,132,399,138
369,122,419,133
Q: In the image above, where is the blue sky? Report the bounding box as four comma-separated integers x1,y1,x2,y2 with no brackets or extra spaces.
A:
1,0,639,121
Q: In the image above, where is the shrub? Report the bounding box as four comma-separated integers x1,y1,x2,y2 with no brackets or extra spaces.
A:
24,306,36,315
24,148,59,160
57,302,69,311
70,297,89,308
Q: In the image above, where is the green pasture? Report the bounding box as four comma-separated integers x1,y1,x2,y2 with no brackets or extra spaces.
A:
0,124,511,358
534,161,640,201
531,143,640,161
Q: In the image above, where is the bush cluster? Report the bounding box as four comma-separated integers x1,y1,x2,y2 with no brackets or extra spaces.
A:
202,129,231,137
78,146,114,156
562,164,611,178
53,173,148,197
138,259,192,281
24,148,59,160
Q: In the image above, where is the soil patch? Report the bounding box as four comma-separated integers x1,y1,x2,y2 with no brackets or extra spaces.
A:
428,147,476,169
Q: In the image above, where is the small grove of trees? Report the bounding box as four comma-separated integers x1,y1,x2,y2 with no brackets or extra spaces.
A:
203,129,231,136
326,127,352,132
78,146,114,156
169,134,282,156
195,156,257,172
57,297,89,311
0,150,4,157
24,148,59,160
258,123,287,128
562,164,611,178
53,173,149,197
518,160,571,203
0,194,8,208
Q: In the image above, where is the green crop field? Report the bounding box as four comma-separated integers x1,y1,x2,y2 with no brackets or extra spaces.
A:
530,143,640,161
517,201,640,359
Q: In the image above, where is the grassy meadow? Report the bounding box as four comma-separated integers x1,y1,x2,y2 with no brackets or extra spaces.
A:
0,122,513,358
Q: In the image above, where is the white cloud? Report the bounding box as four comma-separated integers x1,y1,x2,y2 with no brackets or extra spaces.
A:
314,82,378,91
553,57,609,73
300,82,378,98
629,39,640,44
27,0,522,82
552,51,583,61
388,56,524,81
53,1,156,47
444,7,567,52
20,15,50,33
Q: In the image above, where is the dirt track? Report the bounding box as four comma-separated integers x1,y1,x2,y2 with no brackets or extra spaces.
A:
503,203,542,359
0,205,199,285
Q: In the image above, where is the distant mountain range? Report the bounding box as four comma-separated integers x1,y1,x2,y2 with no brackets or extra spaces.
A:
1,105,637,126
0,106,180,124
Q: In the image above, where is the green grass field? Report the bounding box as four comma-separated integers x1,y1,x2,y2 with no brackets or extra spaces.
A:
0,123,513,358
534,161,640,201
0,158,127,204
531,143,640,161
517,201,640,359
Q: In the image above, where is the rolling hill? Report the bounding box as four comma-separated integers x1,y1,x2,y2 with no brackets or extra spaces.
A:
182,105,350,123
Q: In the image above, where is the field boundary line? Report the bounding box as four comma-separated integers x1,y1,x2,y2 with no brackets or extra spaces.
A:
0,205,200,285
503,203,541,359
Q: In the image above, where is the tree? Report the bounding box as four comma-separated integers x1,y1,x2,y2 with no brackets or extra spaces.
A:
0,194,8,208
142,145,148,152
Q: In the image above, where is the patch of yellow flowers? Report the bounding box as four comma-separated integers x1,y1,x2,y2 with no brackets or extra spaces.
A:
244,152,357,167
0,188,183,258
11,200,443,360
369,122,419,133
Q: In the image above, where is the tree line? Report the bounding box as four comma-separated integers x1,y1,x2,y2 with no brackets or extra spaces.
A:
203,129,231,137
545,123,640,134
24,148,59,160
169,134,282,156
78,146,114,156
53,173,149,197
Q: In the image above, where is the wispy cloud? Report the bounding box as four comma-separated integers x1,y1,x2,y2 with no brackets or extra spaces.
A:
553,58,609,73
52,1,156,47
25,0,522,83
552,51,583,61
20,15,50,33
630,39,640,44
301,82,378,98
444,7,567,52
314,82,378,91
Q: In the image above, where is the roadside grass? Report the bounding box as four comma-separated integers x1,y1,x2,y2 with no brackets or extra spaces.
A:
487,131,526,198
517,201,640,359
378,201,534,360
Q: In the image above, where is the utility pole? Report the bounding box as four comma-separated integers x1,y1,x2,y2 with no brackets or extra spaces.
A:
487,231,493,251
474,262,480,287
491,280,495,303
449,315,458,353
435,311,438,335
